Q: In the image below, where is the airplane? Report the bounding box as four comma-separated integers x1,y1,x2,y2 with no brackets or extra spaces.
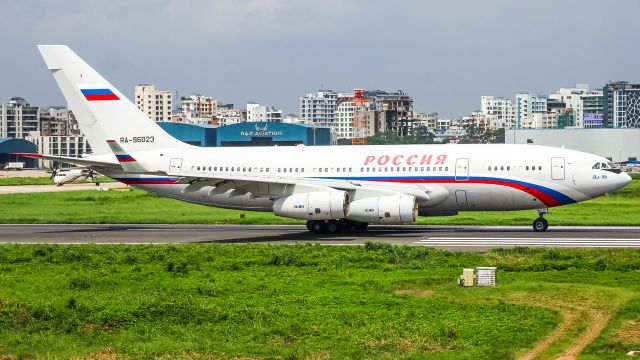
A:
13,45,632,234
50,167,99,186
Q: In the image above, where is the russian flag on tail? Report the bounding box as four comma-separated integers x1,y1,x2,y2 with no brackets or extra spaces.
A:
81,88,119,101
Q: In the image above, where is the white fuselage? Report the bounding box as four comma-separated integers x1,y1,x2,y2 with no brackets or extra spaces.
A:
96,143,631,216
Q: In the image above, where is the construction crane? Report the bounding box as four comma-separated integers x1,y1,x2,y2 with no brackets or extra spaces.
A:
351,89,368,145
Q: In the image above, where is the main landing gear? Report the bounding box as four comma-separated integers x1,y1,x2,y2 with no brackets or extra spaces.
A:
306,219,369,235
533,208,549,232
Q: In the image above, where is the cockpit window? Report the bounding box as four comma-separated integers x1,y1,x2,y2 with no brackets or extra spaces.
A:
592,163,600,169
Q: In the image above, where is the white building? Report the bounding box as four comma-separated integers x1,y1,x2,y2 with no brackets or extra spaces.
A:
549,84,590,128
299,90,338,128
506,128,640,163
134,84,172,122
215,107,245,126
246,103,283,122
520,112,558,129
27,132,91,168
515,93,547,129
480,96,515,129
0,97,40,138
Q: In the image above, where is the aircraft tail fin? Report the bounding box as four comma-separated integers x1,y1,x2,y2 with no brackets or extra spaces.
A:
106,140,149,172
37,45,187,155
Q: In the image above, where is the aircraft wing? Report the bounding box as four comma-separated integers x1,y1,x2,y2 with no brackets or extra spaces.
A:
11,152,119,168
165,171,439,202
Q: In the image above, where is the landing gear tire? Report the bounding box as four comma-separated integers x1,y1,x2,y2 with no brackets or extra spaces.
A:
326,220,343,234
533,218,548,232
307,220,326,234
353,221,369,231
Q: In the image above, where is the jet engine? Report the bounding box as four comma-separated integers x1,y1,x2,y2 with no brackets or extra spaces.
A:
273,191,349,220
347,195,418,224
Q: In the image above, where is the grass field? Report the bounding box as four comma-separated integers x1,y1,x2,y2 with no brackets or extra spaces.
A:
0,244,638,359
0,176,113,186
0,180,638,225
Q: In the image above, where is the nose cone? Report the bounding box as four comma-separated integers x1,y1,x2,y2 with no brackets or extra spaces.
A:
612,172,632,192
621,172,632,187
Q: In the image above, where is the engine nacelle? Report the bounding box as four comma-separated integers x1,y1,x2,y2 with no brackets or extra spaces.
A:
273,191,349,220
347,195,418,224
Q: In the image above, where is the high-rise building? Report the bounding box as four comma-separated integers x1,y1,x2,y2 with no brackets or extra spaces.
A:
603,81,640,128
0,97,40,139
27,134,91,168
515,94,547,128
246,103,283,122
134,84,172,122
366,90,414,136
413,112,438,129
581,90,604,128
40,107,80,136
548,85,590,128
299,90,338,128
480,96,515,129
181,95,218,119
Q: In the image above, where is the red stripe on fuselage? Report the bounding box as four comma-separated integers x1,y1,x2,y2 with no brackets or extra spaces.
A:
372,178,562,207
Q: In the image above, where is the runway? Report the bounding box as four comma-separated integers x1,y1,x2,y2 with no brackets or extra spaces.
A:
1,224,640,251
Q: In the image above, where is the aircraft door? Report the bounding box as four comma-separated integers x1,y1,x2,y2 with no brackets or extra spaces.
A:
455,158,469,181
169,158,183,173
551,157,565,180
455,190,468,207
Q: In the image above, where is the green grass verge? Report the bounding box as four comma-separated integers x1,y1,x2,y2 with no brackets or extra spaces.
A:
0,176,113,186
0,245,638,359
0,180,638,225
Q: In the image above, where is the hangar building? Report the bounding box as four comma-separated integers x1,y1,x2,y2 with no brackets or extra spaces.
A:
505,128,640,163
0,138,38,168
157,122,332,147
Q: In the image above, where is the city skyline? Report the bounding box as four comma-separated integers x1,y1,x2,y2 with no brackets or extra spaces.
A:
2,0,640,117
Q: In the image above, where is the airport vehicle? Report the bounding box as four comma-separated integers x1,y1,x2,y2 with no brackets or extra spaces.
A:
4,162,24,171
14,45,632,233
50,167,98,186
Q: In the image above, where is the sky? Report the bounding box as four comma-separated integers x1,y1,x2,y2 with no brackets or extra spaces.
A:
2,0,640,118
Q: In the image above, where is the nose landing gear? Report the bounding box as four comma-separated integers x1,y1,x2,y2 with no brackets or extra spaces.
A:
533,208,549,232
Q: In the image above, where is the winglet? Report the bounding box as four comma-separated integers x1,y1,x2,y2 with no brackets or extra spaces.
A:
106,140,148,172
